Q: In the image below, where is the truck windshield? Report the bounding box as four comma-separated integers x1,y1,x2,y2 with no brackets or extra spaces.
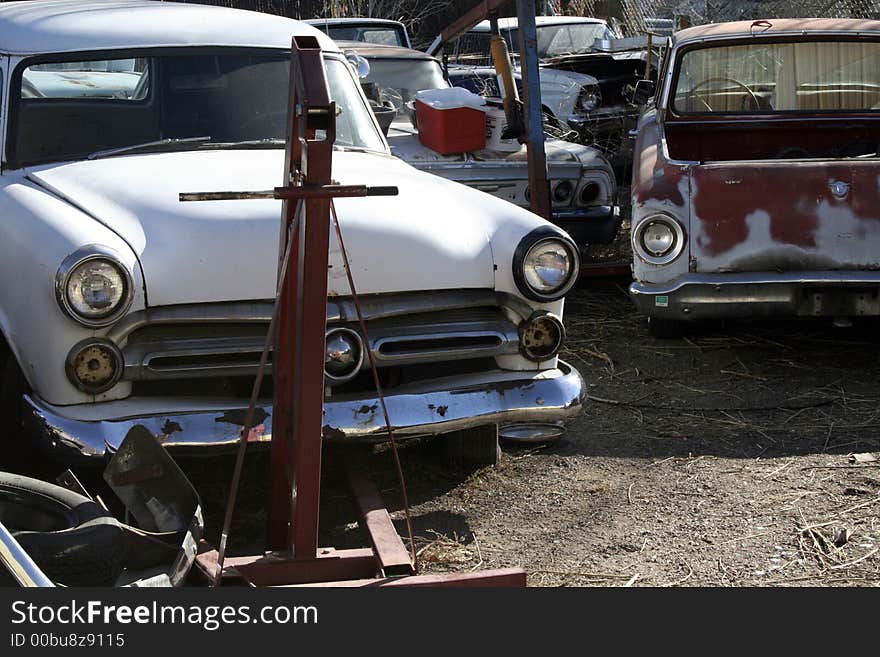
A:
11,51,386,167
673,40,880,114
509,22,615,58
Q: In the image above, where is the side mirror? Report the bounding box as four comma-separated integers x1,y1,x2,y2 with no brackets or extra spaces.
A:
344,49,371,79
631,79,655,106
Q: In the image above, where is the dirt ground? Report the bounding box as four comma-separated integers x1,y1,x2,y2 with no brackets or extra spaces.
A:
189,278,880,587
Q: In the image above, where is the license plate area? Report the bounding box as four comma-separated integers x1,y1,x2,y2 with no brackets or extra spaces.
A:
798,286,880,316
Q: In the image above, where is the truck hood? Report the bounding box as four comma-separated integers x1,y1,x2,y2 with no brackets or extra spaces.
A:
25,149,497,306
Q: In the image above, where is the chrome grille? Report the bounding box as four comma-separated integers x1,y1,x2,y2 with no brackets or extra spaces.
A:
117,292,525,386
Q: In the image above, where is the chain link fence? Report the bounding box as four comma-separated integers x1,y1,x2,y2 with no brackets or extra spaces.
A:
561,0,880,37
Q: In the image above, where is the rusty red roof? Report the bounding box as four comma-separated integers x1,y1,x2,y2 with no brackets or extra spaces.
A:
675,18,880,44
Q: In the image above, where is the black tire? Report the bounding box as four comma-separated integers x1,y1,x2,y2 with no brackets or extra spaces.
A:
436,425,501,470
0,471,125,586
648,316,684,339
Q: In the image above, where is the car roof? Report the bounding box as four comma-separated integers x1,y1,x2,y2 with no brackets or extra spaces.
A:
470,16,606,32
675,17,880,44
0,0,338,56
336,40,433,60
305,17,406,28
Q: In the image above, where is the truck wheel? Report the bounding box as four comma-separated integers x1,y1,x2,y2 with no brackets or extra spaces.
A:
0,472,125,586
648,316,684,339
0,356,31,472
436,425,501,470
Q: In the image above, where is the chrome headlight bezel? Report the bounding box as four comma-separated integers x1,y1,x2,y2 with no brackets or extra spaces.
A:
324,327,365,385
513,227,580,302
633,214,686,266
55,245,134,328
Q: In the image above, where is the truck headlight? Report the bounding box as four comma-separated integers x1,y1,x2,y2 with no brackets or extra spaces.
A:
634,214,686,265
56,245,133,327
513,228,579,302
578,90,600,112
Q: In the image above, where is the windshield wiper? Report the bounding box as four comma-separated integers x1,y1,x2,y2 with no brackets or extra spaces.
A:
198,138,286,150
87,136,212,160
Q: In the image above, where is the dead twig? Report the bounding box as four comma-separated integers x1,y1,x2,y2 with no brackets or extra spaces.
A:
828,548,879,571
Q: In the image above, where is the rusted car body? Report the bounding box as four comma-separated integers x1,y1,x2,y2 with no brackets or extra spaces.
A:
630,18,880,335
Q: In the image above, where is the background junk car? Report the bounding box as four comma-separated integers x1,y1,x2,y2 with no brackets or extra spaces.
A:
630,18,880,337
439,16,653,168
306,16,412,49
345,41,622,247
0,0,586,466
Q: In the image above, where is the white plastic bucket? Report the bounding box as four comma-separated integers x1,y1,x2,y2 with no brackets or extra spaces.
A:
484,106,522,152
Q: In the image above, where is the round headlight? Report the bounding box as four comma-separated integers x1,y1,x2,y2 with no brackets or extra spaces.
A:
580,182,601,205
643,222,675,256
578,90,600,112
519,311,565,362
56,246,133,327
65,339,124,394
634,215,686,266
514,229,580,302
552,180,574,204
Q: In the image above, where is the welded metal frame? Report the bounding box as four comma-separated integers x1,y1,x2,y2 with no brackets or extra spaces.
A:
181,35,525,588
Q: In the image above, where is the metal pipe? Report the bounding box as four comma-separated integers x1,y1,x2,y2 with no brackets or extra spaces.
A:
0,521,54,587
515,0,551,221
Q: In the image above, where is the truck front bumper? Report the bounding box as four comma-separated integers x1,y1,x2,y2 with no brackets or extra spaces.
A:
24,361,586,463
630,271,880,321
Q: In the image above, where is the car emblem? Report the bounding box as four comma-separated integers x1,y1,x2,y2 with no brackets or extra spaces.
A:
830,181,850,199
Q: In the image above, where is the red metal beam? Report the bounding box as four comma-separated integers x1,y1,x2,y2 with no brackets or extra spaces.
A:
348,471,415,576
194,546,381,585
267,35,335,556
291,568,528,588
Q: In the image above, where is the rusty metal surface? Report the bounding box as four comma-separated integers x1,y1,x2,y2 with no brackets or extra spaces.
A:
290,568,528,587
347,471,415,576
675,18,880,44
193,546,378,585
690,161,880,273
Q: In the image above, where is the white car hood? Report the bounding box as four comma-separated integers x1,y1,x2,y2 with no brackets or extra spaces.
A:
26,149,496,306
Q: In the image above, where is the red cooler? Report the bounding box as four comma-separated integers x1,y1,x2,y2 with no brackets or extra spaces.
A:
415,99,486,155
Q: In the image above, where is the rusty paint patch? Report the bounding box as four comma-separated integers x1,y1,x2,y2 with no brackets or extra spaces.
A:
356,403,378,415
160,419,182,435
428,404,448,417
215,407,270,427
322,424,346,440
633,119,686,208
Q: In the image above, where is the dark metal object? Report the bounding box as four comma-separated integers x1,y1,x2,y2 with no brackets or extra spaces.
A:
515,0,551,221
179,185,398,202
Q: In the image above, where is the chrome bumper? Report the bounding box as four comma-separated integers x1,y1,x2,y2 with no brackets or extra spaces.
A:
24,361,586,463
630,272,880,321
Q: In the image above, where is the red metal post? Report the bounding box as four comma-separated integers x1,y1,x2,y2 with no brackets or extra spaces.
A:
267,35,335,555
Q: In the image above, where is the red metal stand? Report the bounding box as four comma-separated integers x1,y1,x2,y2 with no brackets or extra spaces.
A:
183,35,525,588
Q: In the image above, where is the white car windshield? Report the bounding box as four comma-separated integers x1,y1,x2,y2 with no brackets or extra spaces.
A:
11,51,386,166
362,58,448,120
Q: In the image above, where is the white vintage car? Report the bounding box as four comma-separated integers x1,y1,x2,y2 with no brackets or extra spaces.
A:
0,0,585,465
